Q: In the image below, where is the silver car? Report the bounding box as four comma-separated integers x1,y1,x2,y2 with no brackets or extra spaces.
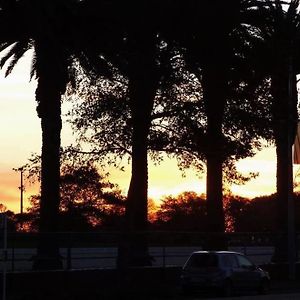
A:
181,251,270,296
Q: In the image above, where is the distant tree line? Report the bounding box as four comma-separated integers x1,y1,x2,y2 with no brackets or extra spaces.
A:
3,190,300,233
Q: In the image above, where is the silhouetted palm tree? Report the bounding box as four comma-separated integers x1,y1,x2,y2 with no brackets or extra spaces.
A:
0,0,108,269
253,0,300,262
51,0,162,267
114,2,161,267
164,0,265,249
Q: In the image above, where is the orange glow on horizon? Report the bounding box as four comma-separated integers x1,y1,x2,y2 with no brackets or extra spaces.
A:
1,147,290,213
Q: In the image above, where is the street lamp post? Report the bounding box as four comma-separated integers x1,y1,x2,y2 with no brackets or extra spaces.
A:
12,167,24,214
20,168,23,215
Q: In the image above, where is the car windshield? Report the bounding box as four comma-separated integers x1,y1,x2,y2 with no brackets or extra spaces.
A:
187,253,218,268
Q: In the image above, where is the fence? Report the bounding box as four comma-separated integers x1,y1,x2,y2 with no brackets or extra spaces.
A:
1,231,299,272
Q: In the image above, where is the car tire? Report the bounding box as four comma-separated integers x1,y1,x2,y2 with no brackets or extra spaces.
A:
221,279,233,297
258,278,270,295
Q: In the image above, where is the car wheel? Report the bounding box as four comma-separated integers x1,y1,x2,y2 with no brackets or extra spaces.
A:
221,279,233,297
258,278,270,295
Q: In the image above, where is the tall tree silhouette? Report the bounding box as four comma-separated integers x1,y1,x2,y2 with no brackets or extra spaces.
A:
108,1,161,267
163,0,269,248
0,0,71,269
71,0,171,267
0,0,109,269
253,0,300,262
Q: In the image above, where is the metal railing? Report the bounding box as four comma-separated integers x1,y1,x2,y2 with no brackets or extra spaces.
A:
1,231,299,272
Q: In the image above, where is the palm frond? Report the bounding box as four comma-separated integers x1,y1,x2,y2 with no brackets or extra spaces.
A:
0,41,14,54
0,39,31,76
286,0,300,24
30,48,37,80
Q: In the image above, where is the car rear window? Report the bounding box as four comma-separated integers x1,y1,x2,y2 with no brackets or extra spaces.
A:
187,253,218,268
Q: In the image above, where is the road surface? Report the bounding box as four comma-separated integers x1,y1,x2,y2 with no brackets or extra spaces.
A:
201,293,300,299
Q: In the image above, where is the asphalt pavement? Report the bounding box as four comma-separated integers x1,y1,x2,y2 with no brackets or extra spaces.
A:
203,293,300,299
188,280,300,300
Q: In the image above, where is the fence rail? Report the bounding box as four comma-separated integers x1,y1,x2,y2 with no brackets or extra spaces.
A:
1,231,299,272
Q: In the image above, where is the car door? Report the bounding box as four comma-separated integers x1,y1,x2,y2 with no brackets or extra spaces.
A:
235,254,262,289
221,254,242,288
183,253,219,285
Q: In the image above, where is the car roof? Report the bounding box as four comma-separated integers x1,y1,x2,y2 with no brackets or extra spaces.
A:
191,251,242,255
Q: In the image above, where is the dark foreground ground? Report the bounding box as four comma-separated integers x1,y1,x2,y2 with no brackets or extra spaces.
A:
4,264,300,300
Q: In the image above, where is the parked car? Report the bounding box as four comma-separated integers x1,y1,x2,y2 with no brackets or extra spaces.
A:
180,251,270,296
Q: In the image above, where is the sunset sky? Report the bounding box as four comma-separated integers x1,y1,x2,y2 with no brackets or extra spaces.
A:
0,49,297,213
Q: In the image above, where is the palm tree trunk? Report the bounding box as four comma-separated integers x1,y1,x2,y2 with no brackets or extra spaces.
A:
117,42,158,268
271,66,297,264
32,75,63,270
202,66,227,250
125,88,152,266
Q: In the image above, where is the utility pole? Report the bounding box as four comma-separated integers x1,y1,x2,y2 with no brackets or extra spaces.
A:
19,167,23,215
12,167,25,214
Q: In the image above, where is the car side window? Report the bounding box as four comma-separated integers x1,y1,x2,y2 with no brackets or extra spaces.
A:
185,253,218,268
222,254,238,268
229,254,239,268
236,254,254,268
